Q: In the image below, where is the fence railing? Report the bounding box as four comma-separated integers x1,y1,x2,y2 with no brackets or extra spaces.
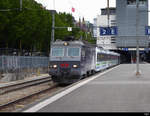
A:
0,56,49,72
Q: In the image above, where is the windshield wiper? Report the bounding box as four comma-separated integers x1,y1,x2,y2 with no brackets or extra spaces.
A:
56,57,62,60
69,56,74,58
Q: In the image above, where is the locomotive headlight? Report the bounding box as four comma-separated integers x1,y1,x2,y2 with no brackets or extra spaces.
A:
64,42,69,46
49,65,53,68
53,65,57,68
73,65,78,68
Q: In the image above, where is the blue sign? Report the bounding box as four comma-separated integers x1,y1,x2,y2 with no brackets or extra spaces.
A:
123,48,128,51
100,26,117,36
145,26,150,35
145,48,149,53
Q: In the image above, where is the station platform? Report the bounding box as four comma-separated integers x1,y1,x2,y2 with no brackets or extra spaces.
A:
23,64,150,112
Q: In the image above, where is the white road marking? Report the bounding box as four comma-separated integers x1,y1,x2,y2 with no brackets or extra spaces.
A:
88,81,150,85
23,66,119,112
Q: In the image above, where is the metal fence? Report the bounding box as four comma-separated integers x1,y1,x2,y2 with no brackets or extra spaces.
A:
0,56,49,71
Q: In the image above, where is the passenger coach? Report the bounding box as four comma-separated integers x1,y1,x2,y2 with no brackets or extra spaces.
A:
49,39,120,84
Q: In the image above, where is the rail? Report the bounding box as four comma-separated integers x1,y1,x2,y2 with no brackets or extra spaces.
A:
0,84,58,111
0,75,51,95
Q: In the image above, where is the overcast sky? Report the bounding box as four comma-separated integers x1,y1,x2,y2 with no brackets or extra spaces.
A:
35,0,116,23
35,0,150,24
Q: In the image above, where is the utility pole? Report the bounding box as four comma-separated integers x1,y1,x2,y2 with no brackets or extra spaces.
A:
105,0,109,49
19,0,22,56
107,0,110,27
51,10,55,43
20,0,22,11
51,0,55,43
136,0,140,75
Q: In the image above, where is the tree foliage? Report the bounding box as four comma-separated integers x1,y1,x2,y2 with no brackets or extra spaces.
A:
0,0,84,56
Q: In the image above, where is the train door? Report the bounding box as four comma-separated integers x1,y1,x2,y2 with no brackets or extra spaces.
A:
81,46,86,76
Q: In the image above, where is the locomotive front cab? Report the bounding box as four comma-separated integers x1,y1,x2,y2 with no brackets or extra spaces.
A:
49,41,82,84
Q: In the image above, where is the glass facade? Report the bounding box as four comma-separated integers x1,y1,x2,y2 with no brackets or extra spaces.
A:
116,0,148,47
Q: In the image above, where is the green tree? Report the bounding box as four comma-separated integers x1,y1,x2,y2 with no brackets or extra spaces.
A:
0,0,92,56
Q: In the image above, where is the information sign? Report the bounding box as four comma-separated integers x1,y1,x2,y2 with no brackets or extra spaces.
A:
100,26,117,36
145,26,150,35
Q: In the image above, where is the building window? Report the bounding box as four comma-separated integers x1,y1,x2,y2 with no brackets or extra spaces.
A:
111,36,115,38
111,41,116,43
111,20,116,23
127,0,146,5
111,38,116,41
139,0,146,5
111,23,116,26
127,0,136,5
111,37,116,40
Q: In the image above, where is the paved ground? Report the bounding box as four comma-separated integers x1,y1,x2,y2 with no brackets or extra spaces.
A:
23,64,150,112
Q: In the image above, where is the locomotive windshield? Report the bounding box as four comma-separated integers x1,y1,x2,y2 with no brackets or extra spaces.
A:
68,47,80,57
51,47,64,57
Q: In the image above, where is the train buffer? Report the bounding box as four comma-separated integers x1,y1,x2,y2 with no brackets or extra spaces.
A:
23,64,150,112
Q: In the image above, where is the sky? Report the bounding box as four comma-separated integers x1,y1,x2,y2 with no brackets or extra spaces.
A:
35,0,116,23
35,0,150,24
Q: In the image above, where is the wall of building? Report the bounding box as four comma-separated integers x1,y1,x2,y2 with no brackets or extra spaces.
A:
96,14,117,50
116,0,149,48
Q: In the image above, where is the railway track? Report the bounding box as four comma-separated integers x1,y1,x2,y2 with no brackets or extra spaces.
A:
0,83,60,112
0,75,51,95
0,69,110,112
0,75,62,112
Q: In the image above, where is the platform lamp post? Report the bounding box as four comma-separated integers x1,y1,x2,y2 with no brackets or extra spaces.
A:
136,0,140,76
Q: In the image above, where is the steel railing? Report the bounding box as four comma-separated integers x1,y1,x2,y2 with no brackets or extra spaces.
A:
0,56,49,72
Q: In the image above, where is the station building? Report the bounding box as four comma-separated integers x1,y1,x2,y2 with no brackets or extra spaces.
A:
116,0,150,63
96,7,117,50
116,0,149,48
94,0,150,63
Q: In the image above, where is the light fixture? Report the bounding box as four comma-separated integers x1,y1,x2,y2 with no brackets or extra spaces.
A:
53,65,57,68
64,42,69,46
73,65,78,68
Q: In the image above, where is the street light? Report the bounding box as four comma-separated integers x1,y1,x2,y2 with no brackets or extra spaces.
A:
136,0,140,76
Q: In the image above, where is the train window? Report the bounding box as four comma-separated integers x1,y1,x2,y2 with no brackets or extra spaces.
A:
81,50,85,57
97,53,105,62
101,54,104,61
68,47,80,57
127,0,136,5
51,47,64,57
139,0,146,5
97,54,100,62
